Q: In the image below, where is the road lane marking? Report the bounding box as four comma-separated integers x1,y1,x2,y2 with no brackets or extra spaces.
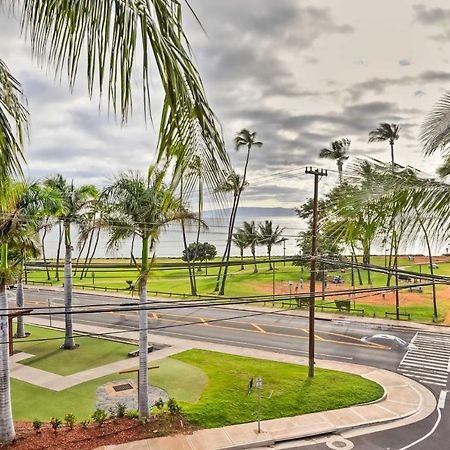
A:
438,390,447,409
252,323,266,333
398,407,441,450
151,329,354,360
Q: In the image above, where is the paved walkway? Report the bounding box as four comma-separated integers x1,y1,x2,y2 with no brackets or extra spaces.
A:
20,317,436,450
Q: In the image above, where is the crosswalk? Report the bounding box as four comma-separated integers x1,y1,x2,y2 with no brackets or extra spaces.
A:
398,332,450,387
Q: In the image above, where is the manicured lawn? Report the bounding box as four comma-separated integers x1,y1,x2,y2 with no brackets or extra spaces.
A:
172,350,384,428
14,325,137,375
11,349,383,427
11,357,207,421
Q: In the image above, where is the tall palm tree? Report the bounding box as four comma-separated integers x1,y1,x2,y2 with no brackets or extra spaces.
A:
368,123,400,172
232,228,247,270
242,221,260,274
215,129,262,294
0,183,29,445
258,221,285,270
0,58,28,444
319,138,350,184
44,175,97,350
104,170,193,418
4,1,229,179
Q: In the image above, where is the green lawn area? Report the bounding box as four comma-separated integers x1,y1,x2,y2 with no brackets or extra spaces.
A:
174,350,383,428
14,325,137,376
11,356,207,421
11,349,383,426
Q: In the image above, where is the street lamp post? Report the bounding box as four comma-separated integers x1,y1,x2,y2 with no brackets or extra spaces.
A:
281,238,288,266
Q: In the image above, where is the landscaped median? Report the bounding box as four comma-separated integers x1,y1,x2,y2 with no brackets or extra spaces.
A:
11,325,383,424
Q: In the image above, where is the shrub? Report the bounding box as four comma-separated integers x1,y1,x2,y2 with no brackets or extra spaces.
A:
32,419,42,434
167,398,181,415
80,419,90,429
50,417,62,433
154,398,164,411
108,407,116,420
125,409,139,420
64,413,76,429
116,403,127,418
91,409,108,427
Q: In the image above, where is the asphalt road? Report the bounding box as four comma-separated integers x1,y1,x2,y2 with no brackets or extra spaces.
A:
17,287,449,449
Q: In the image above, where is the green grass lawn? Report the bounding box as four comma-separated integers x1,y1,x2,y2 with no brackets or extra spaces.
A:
14,325,137,375
174,350,383,428
11,349,383,426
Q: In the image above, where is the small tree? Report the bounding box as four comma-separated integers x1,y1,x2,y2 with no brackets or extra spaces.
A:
232,229,247,270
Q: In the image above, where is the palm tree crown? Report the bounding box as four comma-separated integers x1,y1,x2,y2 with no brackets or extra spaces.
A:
319,138,350,184
368,123,400,170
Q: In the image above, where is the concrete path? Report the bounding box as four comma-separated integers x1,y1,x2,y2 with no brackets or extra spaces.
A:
11,318,190,390
19,317,435,450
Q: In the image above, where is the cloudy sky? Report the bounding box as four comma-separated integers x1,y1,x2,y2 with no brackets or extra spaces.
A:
1,0,450,211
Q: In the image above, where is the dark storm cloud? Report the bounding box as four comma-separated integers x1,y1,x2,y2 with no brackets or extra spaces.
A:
413,5,450,41
346,71,450,101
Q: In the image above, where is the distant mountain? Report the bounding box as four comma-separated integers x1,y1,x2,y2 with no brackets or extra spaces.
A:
203,206,296,219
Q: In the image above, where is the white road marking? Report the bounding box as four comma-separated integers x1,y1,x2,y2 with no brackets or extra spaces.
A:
397,407,441,450
438,390,447,409
398,332,450,388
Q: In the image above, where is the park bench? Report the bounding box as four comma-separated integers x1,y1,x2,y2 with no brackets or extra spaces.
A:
334,299,351,311
385,311,410,320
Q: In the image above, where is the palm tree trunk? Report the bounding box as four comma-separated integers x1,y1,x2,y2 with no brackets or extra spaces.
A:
15,262,26,338
73,233,88,277
252,245,258,273
62,222,76,349
180,179,196,295
268,245,272,270
41,218,51,280
138,236,150,418
55,221,63,282
390,141,395,171
0,244,15,443
337,160,343,184
130,233,136,265
240,247,244,270
80,227,95,279
86,227,101,272
350,243,363,285
216,194,238,293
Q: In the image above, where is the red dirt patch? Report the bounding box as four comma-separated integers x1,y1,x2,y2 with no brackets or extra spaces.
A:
2,415,197,450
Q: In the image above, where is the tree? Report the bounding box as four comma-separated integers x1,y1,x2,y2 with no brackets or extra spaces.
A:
5,1,229,178
104,170,192,418
368,123,400,171
258,221,285,270
232,229,247,270
242,221,260,274
319,138,350,184
182,242,216,275
216,129,263,294
44,175,97,350
0,58,28,444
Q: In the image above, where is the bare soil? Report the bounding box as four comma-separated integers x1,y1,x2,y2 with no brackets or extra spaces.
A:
2,415,197,450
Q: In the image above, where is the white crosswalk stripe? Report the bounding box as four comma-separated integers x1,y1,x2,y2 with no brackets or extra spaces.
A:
398,332,450,387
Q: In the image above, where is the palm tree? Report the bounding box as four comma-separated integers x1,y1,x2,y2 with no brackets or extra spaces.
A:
258,221,285,270
215,129,262,294
319,138,350,184
368,123,400,171
242,221,260,274
104,170,193,418
0,58,28,444
5,1,229,178
232,229,247,270
44,175,97,350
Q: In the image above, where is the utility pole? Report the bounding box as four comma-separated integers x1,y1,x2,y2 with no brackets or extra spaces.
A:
305,167,327,378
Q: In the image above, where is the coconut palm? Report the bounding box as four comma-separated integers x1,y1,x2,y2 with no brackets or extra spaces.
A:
242,221,260,274
214,171,249,294
368,123,400,171
104,170,193,418
232,229,247,270
215,129,262,294
4,1,229,178
44,175,97,350
319,138,350,184
258,221,285,270
0,58,28,444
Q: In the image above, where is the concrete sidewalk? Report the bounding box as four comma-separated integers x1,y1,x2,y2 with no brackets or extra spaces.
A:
23,317,436,450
